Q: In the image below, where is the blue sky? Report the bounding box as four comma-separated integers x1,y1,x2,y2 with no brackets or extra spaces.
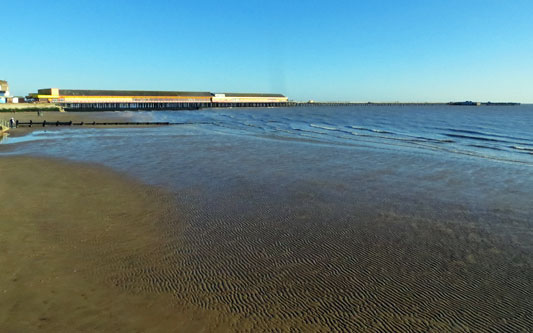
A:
2,0,532,102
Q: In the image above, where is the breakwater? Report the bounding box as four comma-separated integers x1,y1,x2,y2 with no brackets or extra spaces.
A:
15,120,175,127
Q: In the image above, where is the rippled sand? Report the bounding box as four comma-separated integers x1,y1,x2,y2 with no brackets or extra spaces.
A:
140,185,533,332
1,156,532,332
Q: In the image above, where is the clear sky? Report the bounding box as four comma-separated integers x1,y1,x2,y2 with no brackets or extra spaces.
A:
2,0,532,102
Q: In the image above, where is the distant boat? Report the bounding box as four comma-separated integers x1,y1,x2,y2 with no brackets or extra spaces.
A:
448,101,481,106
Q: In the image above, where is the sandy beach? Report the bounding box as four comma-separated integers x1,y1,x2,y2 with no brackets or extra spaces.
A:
0,156,237,332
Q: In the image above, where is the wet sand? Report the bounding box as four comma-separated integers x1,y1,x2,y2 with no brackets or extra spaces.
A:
0,156,236,332
2,157,531,332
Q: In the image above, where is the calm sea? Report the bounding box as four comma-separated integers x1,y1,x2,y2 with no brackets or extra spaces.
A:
2,105,533,331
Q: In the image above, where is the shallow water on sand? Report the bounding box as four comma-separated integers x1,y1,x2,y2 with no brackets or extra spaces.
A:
2,106,533,331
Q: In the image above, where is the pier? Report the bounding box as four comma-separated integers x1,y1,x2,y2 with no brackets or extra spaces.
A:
59,101,451,111
61,102,290,111
23,88,521,111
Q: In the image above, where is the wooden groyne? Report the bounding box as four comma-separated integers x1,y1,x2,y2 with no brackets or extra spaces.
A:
15,120,174,127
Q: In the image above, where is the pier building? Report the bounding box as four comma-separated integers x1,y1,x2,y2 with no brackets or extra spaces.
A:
212,93,288,103
27,89,288,110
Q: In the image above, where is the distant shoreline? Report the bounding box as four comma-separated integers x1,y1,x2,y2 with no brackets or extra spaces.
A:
297,101,521,106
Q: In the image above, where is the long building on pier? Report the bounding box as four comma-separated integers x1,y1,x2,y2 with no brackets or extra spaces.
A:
212,92,287,103
27,88,288,110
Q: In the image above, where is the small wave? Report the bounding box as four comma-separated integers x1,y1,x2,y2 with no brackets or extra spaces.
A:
348,126,451,145
412,136,455,144
467,144,505,152
446,128,490,136
349,126,394,134
444,133,503,143
439,128,533,143
511,146,533,153
310,124,339,131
